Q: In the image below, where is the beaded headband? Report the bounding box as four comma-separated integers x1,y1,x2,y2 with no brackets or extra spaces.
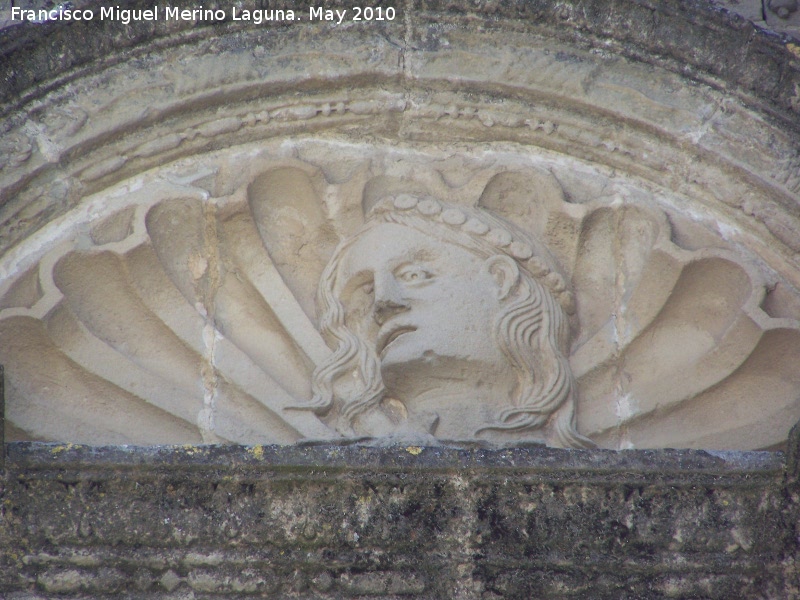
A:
369,194,576,315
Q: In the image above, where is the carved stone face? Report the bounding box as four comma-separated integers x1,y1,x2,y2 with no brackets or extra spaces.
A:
333,222,510,393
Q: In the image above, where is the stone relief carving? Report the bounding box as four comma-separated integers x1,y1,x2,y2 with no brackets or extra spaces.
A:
0,144,799,450
299,195,592,448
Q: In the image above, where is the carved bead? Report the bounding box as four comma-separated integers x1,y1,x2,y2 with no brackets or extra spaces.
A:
417,198,442,215
464,218,490,235
508,241,533,260
487,228,512,247
442,208,467,225
545,271,566,293
527,257,549,277
394,194,419,210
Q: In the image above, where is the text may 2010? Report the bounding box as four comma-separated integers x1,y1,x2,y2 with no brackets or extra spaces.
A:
309,6,396,24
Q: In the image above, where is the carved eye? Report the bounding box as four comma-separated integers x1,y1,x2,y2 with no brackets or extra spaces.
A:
395,265,433,284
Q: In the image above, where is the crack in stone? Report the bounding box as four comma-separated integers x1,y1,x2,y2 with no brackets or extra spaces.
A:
198,201,222,443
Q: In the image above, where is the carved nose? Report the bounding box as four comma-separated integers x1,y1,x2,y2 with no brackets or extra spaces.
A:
373,298,408,326
372,274,408,325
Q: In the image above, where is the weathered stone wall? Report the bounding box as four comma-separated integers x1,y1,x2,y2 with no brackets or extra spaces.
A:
1,441,798,599
3,1,800,597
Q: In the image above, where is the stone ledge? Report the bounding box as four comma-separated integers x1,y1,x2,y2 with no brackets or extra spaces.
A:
3,440,787,477
1,442,797,599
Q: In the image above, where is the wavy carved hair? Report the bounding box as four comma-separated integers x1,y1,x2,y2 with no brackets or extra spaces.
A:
306,197,594,449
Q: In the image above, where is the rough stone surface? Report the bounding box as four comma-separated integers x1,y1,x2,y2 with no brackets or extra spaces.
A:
0,442,798,599
1,366,4,467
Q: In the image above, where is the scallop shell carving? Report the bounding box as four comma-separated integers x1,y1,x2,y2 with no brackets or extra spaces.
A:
1,150,799,450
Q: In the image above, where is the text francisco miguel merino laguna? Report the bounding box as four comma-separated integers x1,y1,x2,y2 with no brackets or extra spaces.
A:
11,5,397,25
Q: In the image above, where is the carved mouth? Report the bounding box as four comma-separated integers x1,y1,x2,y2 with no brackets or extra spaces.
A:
376,326,417,357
